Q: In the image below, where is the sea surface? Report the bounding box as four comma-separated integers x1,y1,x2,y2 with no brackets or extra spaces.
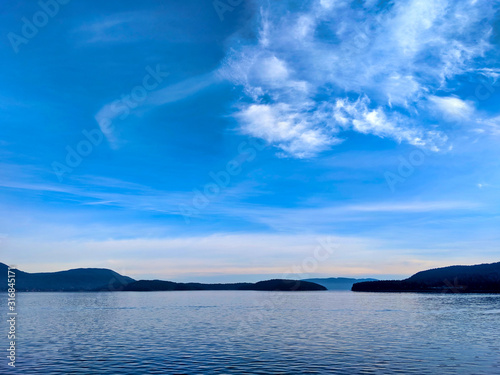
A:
1,291,500,374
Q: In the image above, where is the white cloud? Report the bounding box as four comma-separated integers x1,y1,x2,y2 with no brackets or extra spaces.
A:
237,103,340,158
258,55,289,82
220,0,498,158
335,96,447,150
429,96,475,120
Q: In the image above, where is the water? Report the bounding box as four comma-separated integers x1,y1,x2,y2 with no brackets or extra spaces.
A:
1,291,500,374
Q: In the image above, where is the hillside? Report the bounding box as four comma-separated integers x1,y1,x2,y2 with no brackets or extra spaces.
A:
0,262,135,291
1,263,325,292
352,261,500,293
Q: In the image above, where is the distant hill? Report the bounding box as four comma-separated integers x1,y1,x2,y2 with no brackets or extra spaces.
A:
303,277,378,290
124,279,326,291
352,262,500,293
0,262,135,292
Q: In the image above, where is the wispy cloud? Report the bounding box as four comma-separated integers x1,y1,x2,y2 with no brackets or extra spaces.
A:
220,0,498,157
478,115,500,136
344,201,480,212
222,200,482,231
0,171,262,219
94,71,218,147
74,11,169,45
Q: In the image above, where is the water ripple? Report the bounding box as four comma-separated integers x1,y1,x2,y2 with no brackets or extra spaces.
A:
0,291,499,374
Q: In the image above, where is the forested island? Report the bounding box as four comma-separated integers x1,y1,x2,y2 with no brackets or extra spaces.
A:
0,263,325,292
352,261,500,293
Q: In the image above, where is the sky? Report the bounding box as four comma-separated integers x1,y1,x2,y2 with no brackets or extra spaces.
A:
0,0,499,282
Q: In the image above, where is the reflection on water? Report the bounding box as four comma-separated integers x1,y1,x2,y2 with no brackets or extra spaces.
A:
1,291,500,374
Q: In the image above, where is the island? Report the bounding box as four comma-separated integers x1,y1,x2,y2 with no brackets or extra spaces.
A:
123,279,326,291
0,263,326,292
352,261,500,293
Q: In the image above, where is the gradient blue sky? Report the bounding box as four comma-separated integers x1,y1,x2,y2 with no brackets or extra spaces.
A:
1,0,499,281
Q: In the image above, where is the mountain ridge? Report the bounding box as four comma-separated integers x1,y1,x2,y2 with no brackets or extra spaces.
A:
0,262,135,291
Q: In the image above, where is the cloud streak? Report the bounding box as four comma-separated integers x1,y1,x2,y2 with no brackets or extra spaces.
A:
94,70,218,147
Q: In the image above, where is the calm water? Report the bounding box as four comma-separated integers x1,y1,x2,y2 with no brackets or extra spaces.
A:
1,291,500,374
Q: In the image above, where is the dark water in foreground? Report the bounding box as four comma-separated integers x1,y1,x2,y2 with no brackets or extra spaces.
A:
1,291,500,374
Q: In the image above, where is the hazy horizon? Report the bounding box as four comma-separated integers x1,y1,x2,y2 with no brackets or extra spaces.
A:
1,260,400,283
5,259,499,284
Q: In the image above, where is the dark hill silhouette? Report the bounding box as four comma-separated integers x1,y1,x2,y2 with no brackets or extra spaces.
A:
0,263,326,292
0,262,135,291
124,279,326,291
122,280,252,291
352,261,500,293
303,277,378,290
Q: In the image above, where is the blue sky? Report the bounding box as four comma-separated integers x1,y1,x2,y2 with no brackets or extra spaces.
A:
1,0,499,282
